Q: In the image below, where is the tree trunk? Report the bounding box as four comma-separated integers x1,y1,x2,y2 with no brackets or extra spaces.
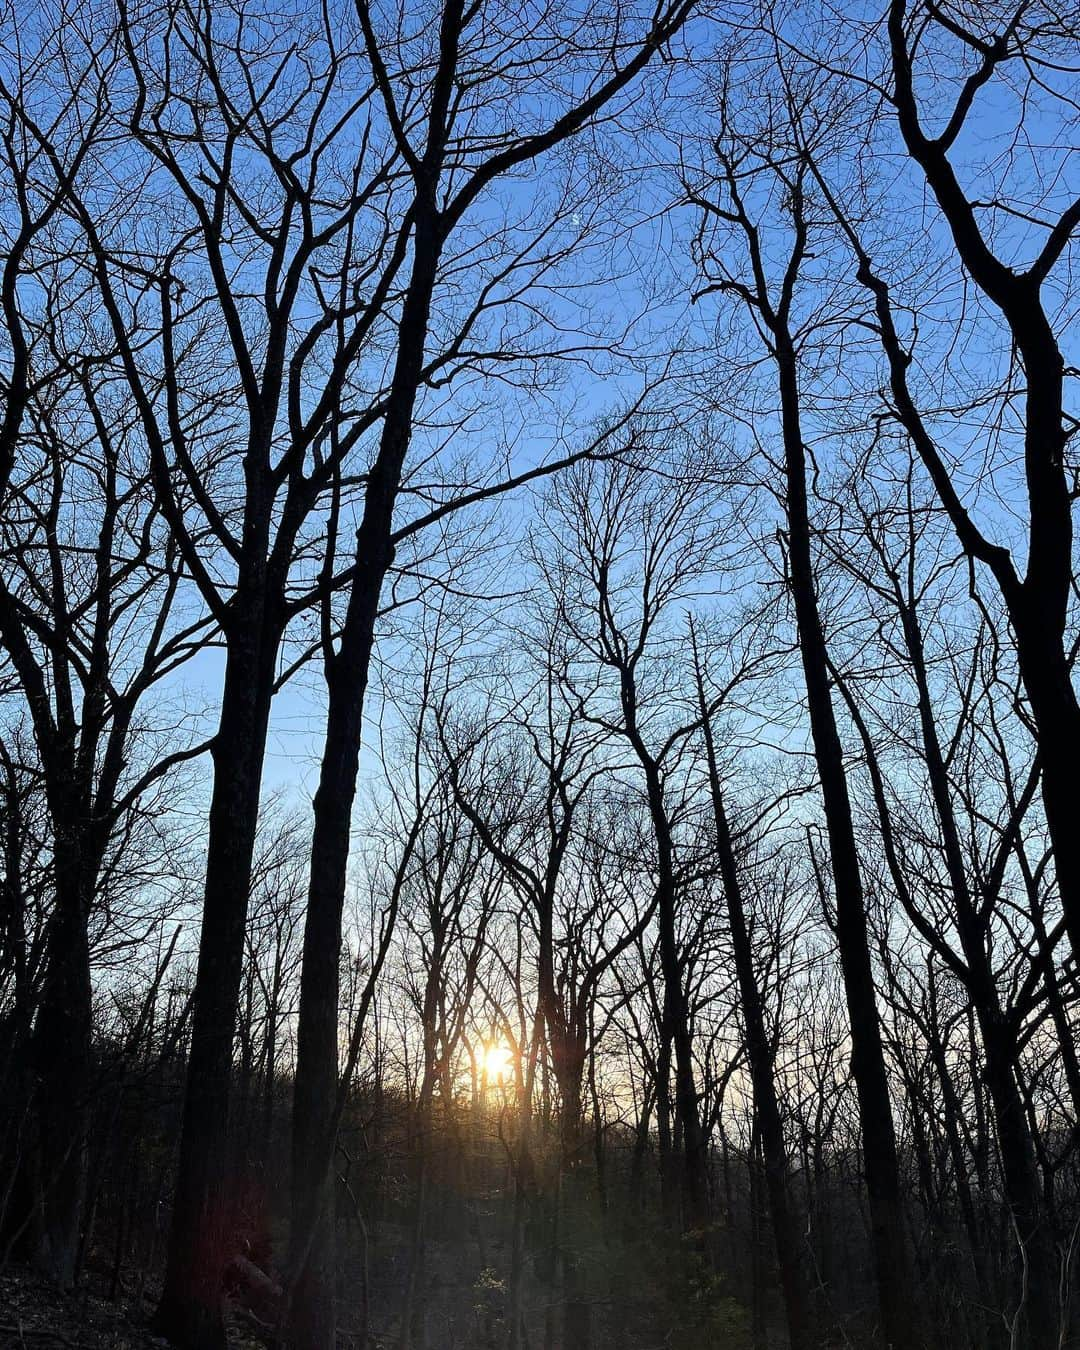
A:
153,618,280,1350
696,646,815,1350
630,729,708,1236
286,205,443,1350
31,845,92,1286
557,1072,591,1350
774,334,916,1348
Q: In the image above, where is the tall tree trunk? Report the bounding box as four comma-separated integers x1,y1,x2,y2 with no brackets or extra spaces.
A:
286,202,443,1350
748,1131,768,1350
153,617,281,1350
695,639,815,1350
655,1028,677,1223
32,831,92,1286
628,725,707,1235
557,1067,591,1350
885,5,1080,966
774,333,916,1348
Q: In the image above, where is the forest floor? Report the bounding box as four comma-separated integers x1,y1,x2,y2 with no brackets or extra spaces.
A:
0,1267,268,1350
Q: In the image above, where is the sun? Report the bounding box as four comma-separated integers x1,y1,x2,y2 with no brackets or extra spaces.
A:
483,1041,514,1085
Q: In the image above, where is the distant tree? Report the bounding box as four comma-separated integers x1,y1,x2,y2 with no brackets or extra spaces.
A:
537,446,738,1235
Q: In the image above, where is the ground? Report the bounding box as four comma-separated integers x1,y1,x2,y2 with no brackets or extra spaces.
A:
0,1268,268,1350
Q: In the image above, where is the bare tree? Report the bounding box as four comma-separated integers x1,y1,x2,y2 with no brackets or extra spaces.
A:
537,446,739,1236
686,87,918,1346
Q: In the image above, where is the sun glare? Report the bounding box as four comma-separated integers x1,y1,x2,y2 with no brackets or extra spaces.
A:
483,1042,513,1084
